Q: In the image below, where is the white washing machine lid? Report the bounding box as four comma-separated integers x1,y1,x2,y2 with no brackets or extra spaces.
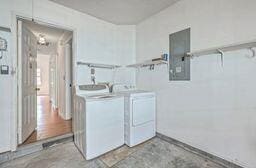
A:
84,93,124,102
75,84,109,95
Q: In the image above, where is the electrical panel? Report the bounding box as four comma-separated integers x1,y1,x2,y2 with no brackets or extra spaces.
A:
169,28,191,81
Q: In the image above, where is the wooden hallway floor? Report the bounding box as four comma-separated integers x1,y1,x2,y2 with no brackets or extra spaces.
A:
23,96,72,145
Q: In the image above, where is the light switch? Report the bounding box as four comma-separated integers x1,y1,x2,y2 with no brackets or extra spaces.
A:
0,65,9,75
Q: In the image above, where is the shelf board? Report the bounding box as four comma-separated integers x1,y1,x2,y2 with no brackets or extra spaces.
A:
0,26,11,32
187,40,256,57
77,62,122,69
127,60,168,68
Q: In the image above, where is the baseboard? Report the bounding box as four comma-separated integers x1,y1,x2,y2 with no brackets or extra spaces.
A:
0,133,74,165
156,132,244,168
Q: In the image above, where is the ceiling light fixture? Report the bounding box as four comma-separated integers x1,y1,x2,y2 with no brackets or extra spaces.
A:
38,34,46,45
37,34,50,46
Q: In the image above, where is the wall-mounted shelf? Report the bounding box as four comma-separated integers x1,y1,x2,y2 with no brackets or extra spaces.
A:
187,40,256,58
77,62,122,69
0,26,11,32
127,60,168,69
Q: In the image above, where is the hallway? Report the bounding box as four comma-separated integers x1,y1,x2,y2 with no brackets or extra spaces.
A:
23,96,72,145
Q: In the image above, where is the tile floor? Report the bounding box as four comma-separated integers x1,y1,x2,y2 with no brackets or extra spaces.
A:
1,138,227,168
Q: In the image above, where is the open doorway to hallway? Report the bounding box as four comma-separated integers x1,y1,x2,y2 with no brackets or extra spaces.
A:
17,19,73,145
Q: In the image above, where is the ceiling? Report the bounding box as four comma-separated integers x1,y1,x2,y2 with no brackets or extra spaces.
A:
50,0,180,25
24,20,66,55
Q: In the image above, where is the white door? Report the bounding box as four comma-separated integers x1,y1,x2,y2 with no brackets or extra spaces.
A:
58,45,65,119
58,42,72,120
49,54,57,108
18,20,37,144
64,42,72,120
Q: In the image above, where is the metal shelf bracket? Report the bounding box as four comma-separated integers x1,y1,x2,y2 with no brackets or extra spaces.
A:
217,49,224,67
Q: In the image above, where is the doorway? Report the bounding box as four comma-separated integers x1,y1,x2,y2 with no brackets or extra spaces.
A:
17,19,73,145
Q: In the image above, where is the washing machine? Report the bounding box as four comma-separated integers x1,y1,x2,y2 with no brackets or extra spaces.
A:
112,84,156,147
73,84,124,160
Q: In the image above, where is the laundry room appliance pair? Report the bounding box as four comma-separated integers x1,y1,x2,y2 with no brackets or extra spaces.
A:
73,84,156,160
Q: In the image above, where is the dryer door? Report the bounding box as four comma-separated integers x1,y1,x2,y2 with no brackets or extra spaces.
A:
132,96,156,126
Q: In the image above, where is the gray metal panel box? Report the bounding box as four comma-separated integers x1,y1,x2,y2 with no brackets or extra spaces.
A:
169,28,190,81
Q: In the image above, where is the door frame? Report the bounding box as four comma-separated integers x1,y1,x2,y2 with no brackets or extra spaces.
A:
12,12,77,150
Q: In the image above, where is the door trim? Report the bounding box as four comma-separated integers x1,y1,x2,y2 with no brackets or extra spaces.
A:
12,12,77,151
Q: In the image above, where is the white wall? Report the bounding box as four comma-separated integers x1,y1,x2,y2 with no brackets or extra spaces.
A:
0,29,12,153
0,0,136,151
37,54,50,95
76,25,136,85
136,0,256,167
